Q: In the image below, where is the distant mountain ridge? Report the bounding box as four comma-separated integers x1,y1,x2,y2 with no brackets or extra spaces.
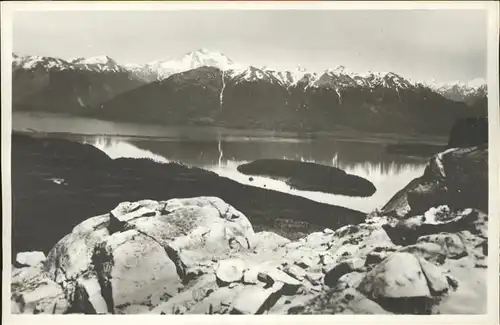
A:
12,52,145,114
12,50,487,135
431,79,487,106
13,50,487,96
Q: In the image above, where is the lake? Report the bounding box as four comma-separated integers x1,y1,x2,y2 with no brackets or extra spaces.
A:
12,111,447,213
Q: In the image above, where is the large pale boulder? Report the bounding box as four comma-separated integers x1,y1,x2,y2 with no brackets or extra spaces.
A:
357,252,431,299
26,197,255,314
128,197,255,278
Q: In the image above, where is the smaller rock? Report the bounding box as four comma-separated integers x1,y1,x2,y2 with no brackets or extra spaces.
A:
417,233,467,259
215,259,246,285
242,267,261,285
365,252,386,266
319,253,335,266
323,228,334,234
422,205,453,224
324,262,354,287
284,265,307,281
74,275,108,314
337,272,365,290
340,289,392,314
399,242,447,265
16,251,46,267
252,231,291,252
11,300,22,314
257,272,273,285
475,257,487,268
445,274,459,290
418,258,449,295
120,305,151,314
12,274,69,314
345,257,366,271
231,283,283,314
357,252,431,300
265,268,302,294
110,200,160,223
173,305,187,314
295,256,316,270
305,272,323,286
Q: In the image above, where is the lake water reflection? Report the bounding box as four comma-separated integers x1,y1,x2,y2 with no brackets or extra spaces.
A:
75,135,427,213
13,112,433,213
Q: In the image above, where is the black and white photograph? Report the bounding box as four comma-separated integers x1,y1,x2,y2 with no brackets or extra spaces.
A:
2,1,499,321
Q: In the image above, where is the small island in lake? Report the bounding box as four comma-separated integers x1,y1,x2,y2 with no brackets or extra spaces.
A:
237,159,376,197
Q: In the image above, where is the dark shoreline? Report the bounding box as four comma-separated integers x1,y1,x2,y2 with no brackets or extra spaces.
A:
12,111,450,145
385,143,448,157
11,132,367,256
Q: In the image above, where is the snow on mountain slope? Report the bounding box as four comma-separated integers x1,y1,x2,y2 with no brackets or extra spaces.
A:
293,67,414,92
13,53,125,74
126,49,240,81
69,55,124,73
229,66,290,86
12,54,74,71
427,78,487,104
13,51,487,104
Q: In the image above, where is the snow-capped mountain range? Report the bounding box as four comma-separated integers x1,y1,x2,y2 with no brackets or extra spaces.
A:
430,79,488,104
12,49,487,100
12,49,487,136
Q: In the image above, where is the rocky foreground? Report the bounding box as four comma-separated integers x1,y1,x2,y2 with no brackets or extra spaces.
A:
11,145,488,315
11,197,487,315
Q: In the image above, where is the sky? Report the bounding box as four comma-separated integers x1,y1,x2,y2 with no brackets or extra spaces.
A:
13,9,488,84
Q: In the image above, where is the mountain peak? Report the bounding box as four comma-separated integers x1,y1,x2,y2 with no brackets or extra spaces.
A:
72,55,118,67
194,48,211,54
182,49,233,68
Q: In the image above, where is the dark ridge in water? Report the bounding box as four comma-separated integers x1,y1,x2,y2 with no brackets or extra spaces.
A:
11,132,367,257
237,159,376,197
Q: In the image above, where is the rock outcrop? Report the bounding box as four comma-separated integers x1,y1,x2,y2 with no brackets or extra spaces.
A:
12,193,487,314
381,145,488,217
